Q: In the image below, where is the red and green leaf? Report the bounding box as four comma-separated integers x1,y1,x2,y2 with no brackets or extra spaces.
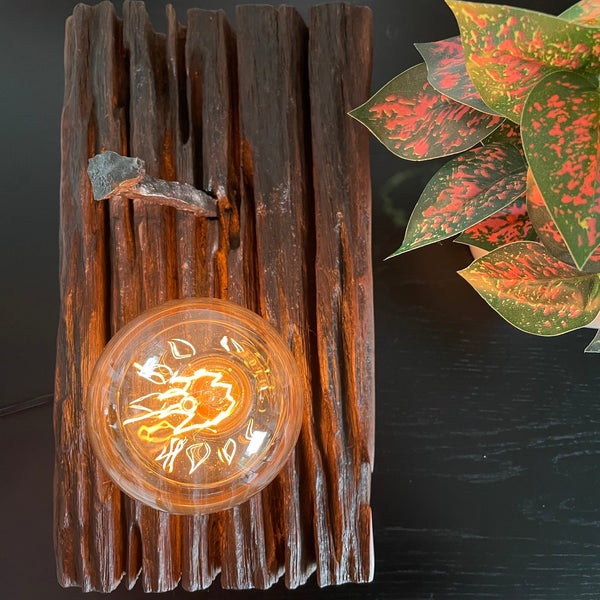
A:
459,241,600,335
522,70,600,270
455,196,536,251
415,36,501,115
527,170,600,273
482,121,521,147
560,0,600,27
446,0,600,121
390,143,527,256
349,63,503,161
527,170,575,263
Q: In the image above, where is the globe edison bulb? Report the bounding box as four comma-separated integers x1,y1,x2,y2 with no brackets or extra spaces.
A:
86,298,304,514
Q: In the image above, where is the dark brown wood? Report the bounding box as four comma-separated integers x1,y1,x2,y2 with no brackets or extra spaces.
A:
54,3,125,591
309,4,375,584
181,7,244,590
121,2,182,591
167,7,216,592
236,6,318,588
54,1,373,591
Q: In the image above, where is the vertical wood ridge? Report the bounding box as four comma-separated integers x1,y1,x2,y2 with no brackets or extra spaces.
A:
181,7,242,590
55,2,126,591
309,3,375,584
55,2,374,591
236,5,318,588
121,1,182,592
166,6,216,592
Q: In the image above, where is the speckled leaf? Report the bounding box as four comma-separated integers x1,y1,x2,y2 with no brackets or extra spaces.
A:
522,70,600,270
560,0,600,26
527,170,600,273
349,63,503,161
459,241,600,335
415,36,501,115
455,196,536,251
447,1,600,121
390,143,527,256
585,329,600,352
482,121,521,146
527,170,574,262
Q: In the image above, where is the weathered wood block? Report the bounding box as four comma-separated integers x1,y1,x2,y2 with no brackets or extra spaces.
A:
54,1,373,591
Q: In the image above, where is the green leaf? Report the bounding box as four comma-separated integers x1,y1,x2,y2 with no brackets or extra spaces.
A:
522,70,600,270
459,241,600,336
526,169,600,273
585,328,600,352
560,0,600,27
455,196,536,251
349,63,503,161
415,36,501,115
446,0,600,121
390,143,527,256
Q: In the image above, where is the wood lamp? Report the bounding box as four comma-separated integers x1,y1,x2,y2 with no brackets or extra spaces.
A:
55,0,375,591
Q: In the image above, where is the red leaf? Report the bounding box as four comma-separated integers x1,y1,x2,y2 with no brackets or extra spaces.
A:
447,1,600,121
349,63,503,160
415,36,500,115
560,0,600,27
391,143,527,256
460,241,600,336
456,196,536,251
482,121,521,146
522,70,600,269
527,170,600,273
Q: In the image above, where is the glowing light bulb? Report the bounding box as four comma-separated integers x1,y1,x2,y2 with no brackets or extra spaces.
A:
86,298,303,514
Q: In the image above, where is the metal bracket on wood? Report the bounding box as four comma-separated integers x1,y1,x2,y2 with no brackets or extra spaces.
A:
87,151,218,217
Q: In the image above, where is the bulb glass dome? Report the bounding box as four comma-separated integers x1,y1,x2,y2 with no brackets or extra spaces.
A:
86,298,304,514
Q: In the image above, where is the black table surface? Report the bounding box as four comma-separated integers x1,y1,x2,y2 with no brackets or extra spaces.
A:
4,0,598,598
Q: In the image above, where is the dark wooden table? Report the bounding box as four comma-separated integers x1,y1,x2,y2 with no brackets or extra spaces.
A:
4,0,599,598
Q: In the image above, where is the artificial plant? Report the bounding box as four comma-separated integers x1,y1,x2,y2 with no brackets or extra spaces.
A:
351,0,600,352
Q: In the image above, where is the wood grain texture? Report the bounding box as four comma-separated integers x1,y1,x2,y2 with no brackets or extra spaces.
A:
309,5,374,585
54,4,124,591
54,1,373,591
236,6,317,588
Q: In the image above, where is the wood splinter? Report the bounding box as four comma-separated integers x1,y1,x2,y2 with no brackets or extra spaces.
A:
87,150,218,217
